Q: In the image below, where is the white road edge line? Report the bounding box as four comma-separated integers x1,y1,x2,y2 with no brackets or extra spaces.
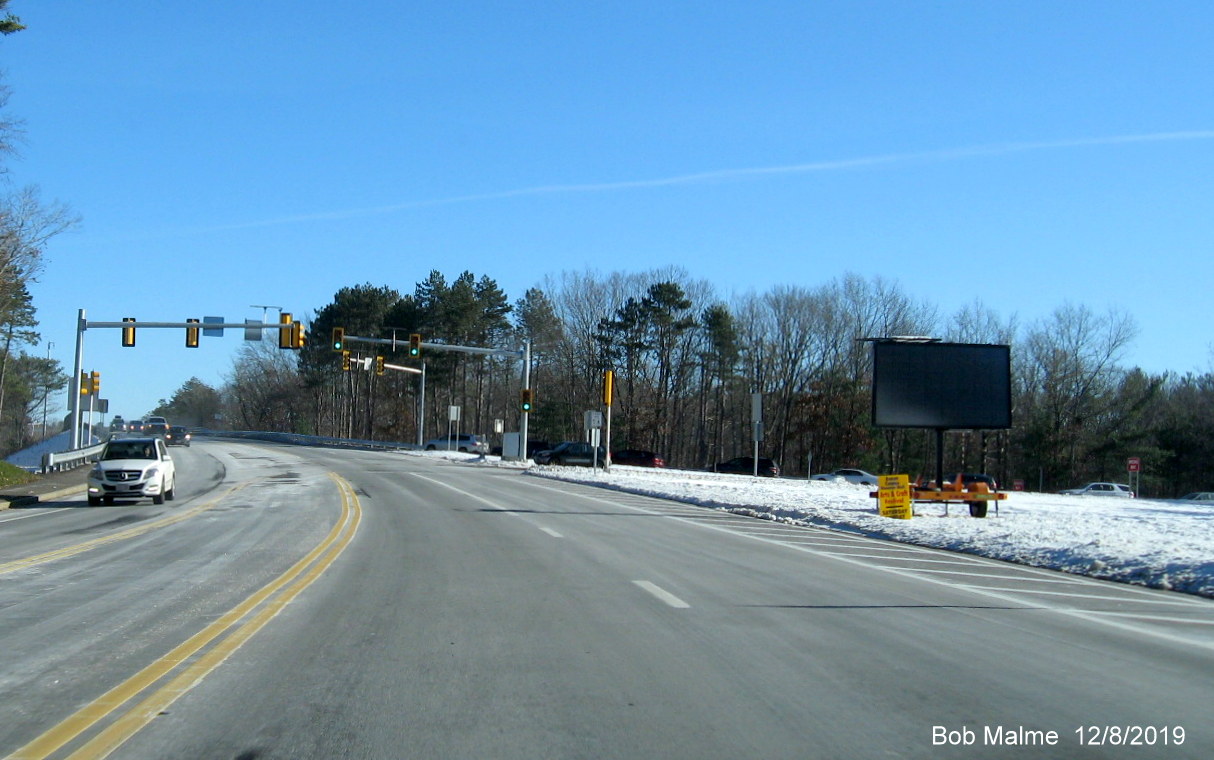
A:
633,580,691,608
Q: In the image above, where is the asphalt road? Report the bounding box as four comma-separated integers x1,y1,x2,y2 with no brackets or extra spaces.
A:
1,441,1210,759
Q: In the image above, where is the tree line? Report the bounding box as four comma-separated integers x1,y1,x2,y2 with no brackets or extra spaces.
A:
1,17,79,456
200,267,1211,497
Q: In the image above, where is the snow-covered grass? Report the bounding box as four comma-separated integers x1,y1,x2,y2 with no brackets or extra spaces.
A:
410,449,1214,598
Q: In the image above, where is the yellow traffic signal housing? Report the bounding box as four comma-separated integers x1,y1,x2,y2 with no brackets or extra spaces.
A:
186,318,200,348
341,350,351,371
409,333,422,357
603,369,614,407
278,313,294,349
90,371,101,395
121,317,136,347
292,321,306,349
375,355,385,375
332,327,344,352
520,387,534,412
79,371,90,395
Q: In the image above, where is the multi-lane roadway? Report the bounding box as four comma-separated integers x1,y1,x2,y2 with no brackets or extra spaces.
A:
1,440,1210,758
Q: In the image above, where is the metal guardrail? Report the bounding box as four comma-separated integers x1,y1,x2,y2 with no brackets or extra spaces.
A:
41,441,106,473
34,430,419,475
191,429,421,453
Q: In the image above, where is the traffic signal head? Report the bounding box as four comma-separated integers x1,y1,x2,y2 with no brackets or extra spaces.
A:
278,313,294,349
409,333,421,357
90,371,100,394
186,318,200,348
121,317,136,347
79,371,90,395
375,355,385,375
332,327,345,352
341,350,351,371
520,388,534,412
292,321,306,349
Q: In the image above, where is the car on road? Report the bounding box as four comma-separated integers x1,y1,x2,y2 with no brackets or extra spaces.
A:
166,425,192,446
86,436,177,506
611,449,665,467
126,419,145,433
144,421,170,438
812,468,879,485
423,433,488,454
713,456,780,477
1060,482,1134,498
533,441,607,467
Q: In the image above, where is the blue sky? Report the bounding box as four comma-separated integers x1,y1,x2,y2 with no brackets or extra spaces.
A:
5,1,1213,422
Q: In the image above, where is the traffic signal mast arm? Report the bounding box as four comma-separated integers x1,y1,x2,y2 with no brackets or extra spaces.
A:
338,332,524,359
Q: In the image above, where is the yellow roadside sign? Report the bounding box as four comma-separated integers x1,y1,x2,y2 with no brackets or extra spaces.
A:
878,474,913,519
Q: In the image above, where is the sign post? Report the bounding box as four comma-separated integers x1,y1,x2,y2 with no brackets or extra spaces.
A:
1127,456,1142,497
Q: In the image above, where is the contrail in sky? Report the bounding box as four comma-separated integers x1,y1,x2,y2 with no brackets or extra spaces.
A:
199,130,1214,233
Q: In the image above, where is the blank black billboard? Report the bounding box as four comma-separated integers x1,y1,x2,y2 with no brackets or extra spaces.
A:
872,342,1012,429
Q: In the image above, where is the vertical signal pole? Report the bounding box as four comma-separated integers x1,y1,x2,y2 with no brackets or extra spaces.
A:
519,340,531,460
603,369,614,469
70,309,86,449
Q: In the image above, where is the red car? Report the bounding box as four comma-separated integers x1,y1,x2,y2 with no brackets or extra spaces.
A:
612,449,665,467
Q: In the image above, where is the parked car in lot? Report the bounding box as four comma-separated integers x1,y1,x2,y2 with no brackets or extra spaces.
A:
920,473,999,491
166,425,192,446
87,436,177,506
1178,492,1214,502
713,456,780,477
533,441,607,467
611,449,665,467
1060,482,1134,498
423,433,488,454
812,468,878,485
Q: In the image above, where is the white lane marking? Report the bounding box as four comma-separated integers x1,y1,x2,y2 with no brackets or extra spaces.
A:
523,479,1214,651
411,473,562,538
825,552,978,565
905,569,1090,584
633,580,691,608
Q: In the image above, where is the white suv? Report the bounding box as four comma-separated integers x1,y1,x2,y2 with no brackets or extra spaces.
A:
422,433,488,454
87,436,177,506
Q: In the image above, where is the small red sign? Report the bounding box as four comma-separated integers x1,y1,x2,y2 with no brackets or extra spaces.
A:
1127,457,1141,472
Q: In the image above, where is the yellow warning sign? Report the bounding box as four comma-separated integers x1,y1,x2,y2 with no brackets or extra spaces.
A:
877,474,912,519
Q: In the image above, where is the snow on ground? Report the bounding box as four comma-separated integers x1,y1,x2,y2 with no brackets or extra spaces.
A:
410,449,1214,598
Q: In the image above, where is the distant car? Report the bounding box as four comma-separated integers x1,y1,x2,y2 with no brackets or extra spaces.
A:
812,468,878,485
921,473,999,491
423,433,488,454
127,420,145,433
612,449,665,467
166,425,191,446
145,416,168,426
144,421,170,438
1060,482,1134,498
533,441,607,467
110,417,126,433
1179,492,1214,502
86,436,177,506
714,457,780,477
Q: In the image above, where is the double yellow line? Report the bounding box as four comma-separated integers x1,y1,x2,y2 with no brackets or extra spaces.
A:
8,472,362,760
